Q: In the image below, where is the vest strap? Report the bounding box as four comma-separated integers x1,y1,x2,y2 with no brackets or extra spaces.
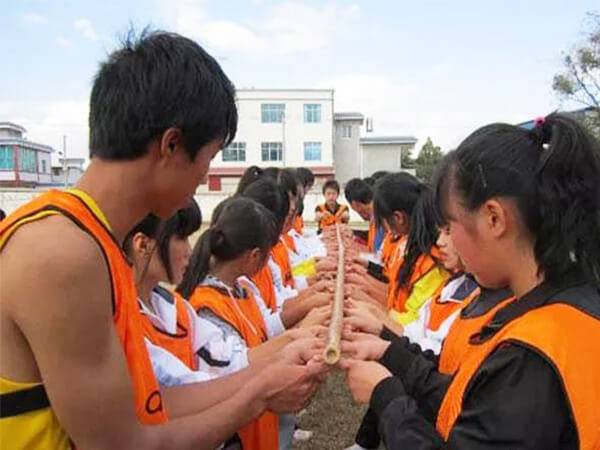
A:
0,384,50,418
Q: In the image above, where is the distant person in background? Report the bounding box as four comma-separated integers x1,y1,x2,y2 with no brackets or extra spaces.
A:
0,209,6,222
344,178,384,254
315,179,349,233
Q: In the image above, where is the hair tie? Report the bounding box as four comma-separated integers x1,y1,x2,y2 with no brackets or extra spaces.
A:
533,116,545,127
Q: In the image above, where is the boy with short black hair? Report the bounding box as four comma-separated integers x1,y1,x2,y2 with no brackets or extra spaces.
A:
0,29,325,449
315,179,349,233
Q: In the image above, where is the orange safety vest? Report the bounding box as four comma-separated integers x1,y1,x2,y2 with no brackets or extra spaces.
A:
436,284,600,448
384,235,407,309
271,240,295,289
141,287,196,370
426,285,481,334
389,247,442,312
281,233,297,254
438,289,515,375
293,216,304,234
380,232,401,279
0,190,167,425
317,203,348,231
188,285,277,450
367,222,377,253
252,265,278,312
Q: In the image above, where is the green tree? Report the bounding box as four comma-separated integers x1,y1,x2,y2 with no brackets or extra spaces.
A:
400,146,415,169
552,12,600,138
415,137,444,184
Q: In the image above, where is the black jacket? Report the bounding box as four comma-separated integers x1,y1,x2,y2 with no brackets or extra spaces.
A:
370,278,600,449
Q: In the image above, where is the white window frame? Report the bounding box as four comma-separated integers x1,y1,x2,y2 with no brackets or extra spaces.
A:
261,142,283,161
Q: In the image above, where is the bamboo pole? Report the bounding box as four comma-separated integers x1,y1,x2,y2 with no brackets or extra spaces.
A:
324,223,345,365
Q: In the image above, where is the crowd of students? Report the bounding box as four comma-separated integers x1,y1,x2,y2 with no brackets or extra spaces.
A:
1,30,599,450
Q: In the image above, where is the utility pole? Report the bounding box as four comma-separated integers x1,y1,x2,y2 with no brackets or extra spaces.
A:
62,135,68,188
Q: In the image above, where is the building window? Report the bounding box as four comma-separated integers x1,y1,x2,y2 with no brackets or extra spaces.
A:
0,146,14,170
304,142,322,161
304,104,322,123
341,125,352,138
18,148,37,172
261,142,283,161
222,142,246,162
41,159,47,173
261,104,285,123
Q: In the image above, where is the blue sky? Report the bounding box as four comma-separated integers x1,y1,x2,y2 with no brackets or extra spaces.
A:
2,0,597,162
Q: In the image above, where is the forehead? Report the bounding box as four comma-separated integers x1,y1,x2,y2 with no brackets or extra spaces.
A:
325,188,338,195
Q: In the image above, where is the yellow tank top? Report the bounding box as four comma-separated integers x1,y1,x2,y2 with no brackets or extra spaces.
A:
0,378,70,449
0,189,109,450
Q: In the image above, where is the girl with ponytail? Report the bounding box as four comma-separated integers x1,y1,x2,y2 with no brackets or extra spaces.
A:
372,172,450,325
177,196,325,450
124,200,211,384
344,113,600,448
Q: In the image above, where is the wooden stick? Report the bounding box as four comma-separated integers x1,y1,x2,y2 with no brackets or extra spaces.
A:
324,223,345,365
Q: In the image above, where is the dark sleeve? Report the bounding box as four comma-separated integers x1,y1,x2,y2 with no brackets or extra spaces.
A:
367,261,387,282
353,229,369,241
380,329,439,364
379,339,449,422
372,344,577,449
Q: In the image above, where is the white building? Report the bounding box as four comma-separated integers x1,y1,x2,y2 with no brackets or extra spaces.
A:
206,89,335,191
203,88,417,192
0,122,54,187
52,157,86,186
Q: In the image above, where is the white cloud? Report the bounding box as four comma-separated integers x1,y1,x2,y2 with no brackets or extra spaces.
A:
316,73,479,153
22,13,48,24
162,0,359,56
2,100,90,163
74,19,99,41
56,37,73,48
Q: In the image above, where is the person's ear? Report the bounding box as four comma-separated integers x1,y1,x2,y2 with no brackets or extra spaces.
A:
158,127,185,165
481,198,508,238
132,233,155,258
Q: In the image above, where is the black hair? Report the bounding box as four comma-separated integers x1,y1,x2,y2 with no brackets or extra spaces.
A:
240,178,289,240
0,208,6,221
89,28,237,161
296,167,315,189
373,172,421,228
397,188,439,289
177,197,278,298
370,170,390,182
363,176,375,187
435,112,600,286
344,178,373,204
373,173,439,289
123,199,202,283
263,168,298,198
322,179,340,195
236,165,264,194
297,196,305,217
155,199,202,282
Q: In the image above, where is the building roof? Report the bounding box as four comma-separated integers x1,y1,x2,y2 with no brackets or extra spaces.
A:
0,122,26,134
334,112,365,122
360,136,418,145
208,166,335,177
0,138,54,153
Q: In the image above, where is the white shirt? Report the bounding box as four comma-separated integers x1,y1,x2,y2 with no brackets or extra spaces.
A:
267,256,298,310
140,289,216,387
402,275,475,355
239,275,286,338
193,276,256,378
